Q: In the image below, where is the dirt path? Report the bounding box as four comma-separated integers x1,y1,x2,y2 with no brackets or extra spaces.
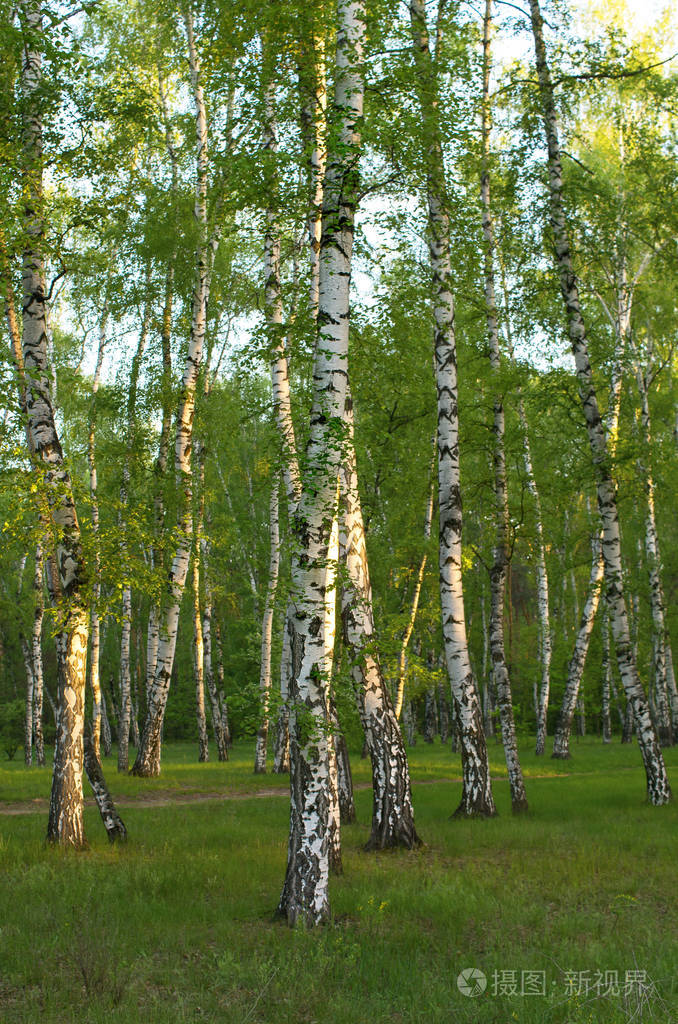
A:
0,773,578,817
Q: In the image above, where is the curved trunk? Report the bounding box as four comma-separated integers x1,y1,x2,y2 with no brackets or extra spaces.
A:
529,0,670,803
83,730,127,842
19,0,90,845
394,448,435,720
552,536,604,757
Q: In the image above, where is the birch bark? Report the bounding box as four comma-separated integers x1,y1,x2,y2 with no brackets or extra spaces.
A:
191,547,209,762
339,391,421,845
479,0,527,808
602,607,612,743
498,261,553,756
529,0,670,803
410,0,496,816
202,553,228,760
254,477,280,773
17,0,91,845
133,9,212,776
118,290,150,771
636,360,674,746
394,447,435,720
277,0,366,926
87,308,108,761
31,542,45,765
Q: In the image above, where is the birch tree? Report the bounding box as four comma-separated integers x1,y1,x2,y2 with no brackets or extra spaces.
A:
409,0,496,816
278,0,366,926
478,0,527,810
133,8,215,776
16,0,91,845
528,0,671,803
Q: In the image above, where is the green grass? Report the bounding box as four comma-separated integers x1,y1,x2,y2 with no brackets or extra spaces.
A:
1,737,677,1023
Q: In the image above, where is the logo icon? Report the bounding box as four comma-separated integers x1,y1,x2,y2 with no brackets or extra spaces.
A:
457,967,487,997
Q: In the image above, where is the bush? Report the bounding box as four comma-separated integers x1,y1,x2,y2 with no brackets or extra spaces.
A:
0,699,26,760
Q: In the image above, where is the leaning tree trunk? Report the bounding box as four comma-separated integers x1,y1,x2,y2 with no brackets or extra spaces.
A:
18,0,91,846
479,0,528,809
83,730,127,842
133,9,213,777
552,535,605,757
254,476,280,773
529,0,670,803
329,695,356,824
339,390,421,847
394,445,435,720
410,0,497,818
277,0,367,927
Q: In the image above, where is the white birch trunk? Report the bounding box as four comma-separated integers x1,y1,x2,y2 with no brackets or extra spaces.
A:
529,0,670,803
499,259,553,757
202,588,228,760
18,0,90,845
410,0,497,817
394,447,435,720
31,543,45,765
263,68,303,775
87,310,107,761
100,689,112,757
254,477,281,773
636,362,673,745
339,392,420,844
133,10,212,776
602,606,612,743
298,36,328,321
324,508,342,875
273,629,292,773
191,548,209,762
478,0,527,808
118,290,150,770
552,538,605,758
23,636,34,766
278,0,366,926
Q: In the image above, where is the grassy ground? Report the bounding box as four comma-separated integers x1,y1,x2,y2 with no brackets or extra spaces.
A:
1,736,676,1023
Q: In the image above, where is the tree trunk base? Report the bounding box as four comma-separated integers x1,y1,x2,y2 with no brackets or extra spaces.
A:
451,800,497,820
364,824,421,852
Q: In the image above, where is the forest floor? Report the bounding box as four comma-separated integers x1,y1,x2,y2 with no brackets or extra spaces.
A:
1,735,676,1023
